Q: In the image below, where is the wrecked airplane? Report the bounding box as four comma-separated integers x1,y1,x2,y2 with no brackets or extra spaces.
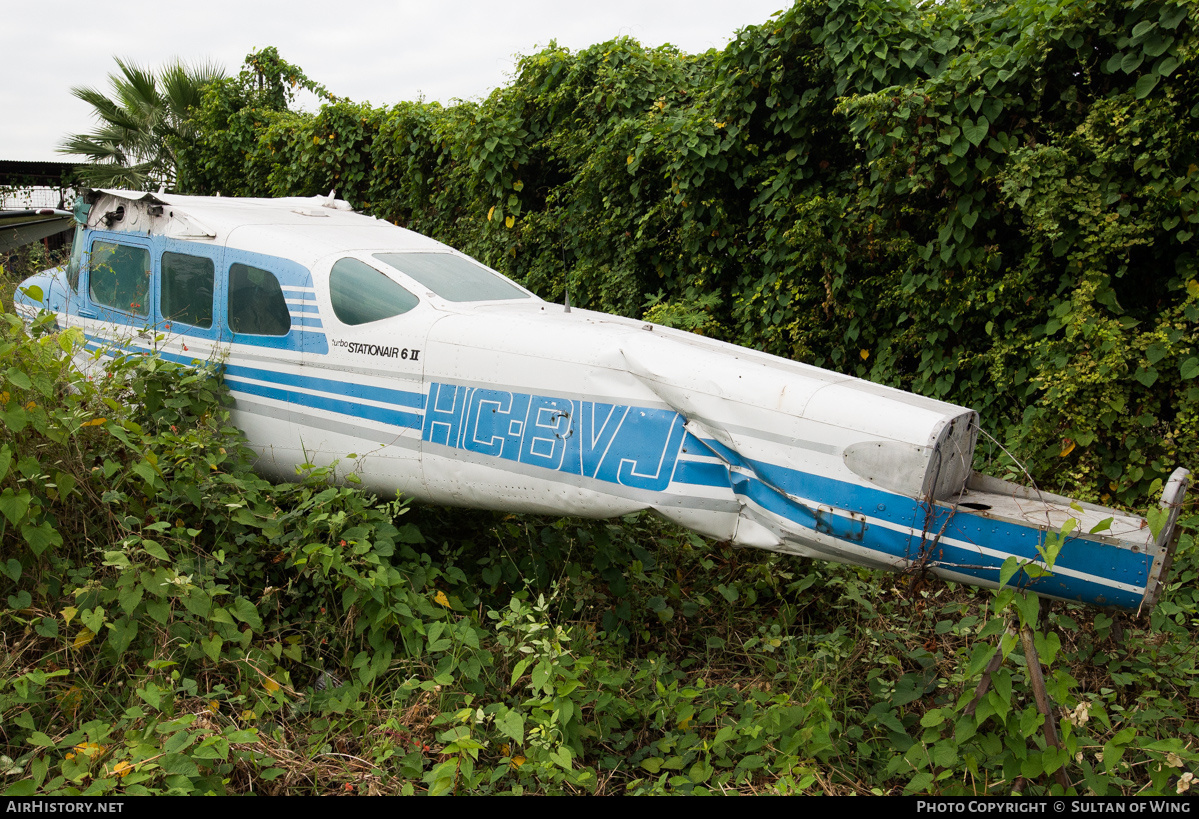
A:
14,189,1191,613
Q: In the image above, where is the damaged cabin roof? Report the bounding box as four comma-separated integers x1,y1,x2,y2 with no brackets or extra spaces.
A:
87,189,446,267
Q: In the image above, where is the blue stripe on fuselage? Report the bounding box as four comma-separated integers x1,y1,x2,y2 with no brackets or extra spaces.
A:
223,376,422,430
83,333,424,429
222,364,424,409
675,431,1148,608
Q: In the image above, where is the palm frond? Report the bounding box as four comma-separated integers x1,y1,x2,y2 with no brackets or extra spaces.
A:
60,56,227,191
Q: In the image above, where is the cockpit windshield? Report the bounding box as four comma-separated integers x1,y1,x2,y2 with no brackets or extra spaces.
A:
373,252,530,303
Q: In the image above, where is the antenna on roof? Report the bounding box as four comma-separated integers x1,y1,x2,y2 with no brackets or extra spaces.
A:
561,242,571,314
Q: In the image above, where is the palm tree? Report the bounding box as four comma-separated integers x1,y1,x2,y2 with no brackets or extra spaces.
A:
58,58,225,192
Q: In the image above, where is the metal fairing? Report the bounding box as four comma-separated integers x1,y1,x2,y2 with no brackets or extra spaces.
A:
13,189,1191,614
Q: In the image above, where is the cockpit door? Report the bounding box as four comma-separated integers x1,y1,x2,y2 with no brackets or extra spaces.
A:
295,253,434,496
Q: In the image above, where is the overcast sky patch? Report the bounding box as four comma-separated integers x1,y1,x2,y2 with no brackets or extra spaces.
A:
3,0,789,162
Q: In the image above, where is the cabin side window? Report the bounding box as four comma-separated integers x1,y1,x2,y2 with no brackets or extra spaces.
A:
329,258,419,325
161,252,215,329
89,240,150,316
227,263,291,336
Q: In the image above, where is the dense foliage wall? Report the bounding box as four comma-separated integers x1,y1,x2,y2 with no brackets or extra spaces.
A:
178,0,1199,505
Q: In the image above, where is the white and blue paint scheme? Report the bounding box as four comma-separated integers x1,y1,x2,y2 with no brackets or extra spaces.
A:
15,189,1191,613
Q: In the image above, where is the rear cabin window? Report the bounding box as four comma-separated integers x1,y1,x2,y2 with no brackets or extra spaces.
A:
227,263,291,336
89,240,150,316
373,252,530,302
329,258,419,325
161,252,215,329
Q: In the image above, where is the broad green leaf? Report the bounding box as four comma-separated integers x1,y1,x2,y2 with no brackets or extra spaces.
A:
159,753,199,777
141,540,169,561
201,634,223,663
107,618,138,656
137,683,163,710
0,490,32,526
963,117,989,146
550,746,573,771
1135,73,1160,99
999,556,1020,587
131,461,158,486
34,617,57,639
192,736,230,760
1160,4,1187,28
1143,33,1173,58
510,658,530,689
22,523,62,556
1015,592,1040,627
906,771,935,793
80,607,105,634
932,740,958,768
496,710,524,744
224,729,259,743
1033,630,1061,667
1,558,20,582
230,597,263,630
1156,54,1180,76
966,642,999,677
6,368,31,390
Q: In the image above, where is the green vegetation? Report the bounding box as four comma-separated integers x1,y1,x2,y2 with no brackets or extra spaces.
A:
0,270,1195,794
14,0,1198,796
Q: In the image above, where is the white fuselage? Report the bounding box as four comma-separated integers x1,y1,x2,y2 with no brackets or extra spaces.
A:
15,190,1183,613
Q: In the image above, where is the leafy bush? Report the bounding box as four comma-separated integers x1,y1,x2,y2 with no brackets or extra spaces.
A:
1,296,1195,793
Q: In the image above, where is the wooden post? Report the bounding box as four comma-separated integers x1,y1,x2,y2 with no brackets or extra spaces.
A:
965,622,1014,716
1020,624,1071,792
